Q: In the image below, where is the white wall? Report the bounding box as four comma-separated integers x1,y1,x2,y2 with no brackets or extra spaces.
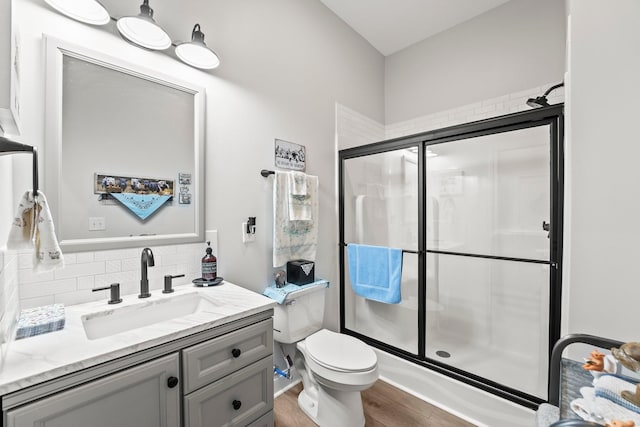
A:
384,0,566,123
565,0,640,341
3,0,384,337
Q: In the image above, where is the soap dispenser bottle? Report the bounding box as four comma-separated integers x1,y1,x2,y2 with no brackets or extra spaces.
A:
201,241,217,280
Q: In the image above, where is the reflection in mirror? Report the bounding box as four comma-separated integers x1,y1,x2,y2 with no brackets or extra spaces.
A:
44,36,205,251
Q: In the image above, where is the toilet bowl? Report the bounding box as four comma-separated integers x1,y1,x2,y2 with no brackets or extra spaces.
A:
272,282,378,426
294,328,378,427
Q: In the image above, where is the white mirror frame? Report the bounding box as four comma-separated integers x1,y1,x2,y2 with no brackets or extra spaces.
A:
44,35,206,252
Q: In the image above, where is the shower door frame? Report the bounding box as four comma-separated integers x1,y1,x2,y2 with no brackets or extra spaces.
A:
338,104,564,408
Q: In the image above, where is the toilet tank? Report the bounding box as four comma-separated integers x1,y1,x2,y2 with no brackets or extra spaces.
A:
272,283,326,344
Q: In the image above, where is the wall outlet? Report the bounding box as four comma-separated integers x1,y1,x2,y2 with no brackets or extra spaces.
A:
88,217,106,231
242,222,256,243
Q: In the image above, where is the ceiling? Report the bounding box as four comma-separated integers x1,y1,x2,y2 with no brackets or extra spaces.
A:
319,0,511,56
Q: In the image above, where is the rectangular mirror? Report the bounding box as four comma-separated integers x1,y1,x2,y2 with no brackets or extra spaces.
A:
44,36,205,252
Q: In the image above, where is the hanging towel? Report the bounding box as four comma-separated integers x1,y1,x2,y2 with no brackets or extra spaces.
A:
109,193,172,220
273,171,319,267
347,243,402,304
7,191,64,271
287,172,312,221
289,171,307,196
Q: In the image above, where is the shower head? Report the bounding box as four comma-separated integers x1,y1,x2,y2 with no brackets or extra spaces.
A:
526,96,550,108
526,82,564,108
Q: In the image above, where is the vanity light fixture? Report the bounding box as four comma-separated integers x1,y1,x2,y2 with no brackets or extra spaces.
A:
42,0,221,69
116,0,172,51
44,0,110,26
175,24,221,70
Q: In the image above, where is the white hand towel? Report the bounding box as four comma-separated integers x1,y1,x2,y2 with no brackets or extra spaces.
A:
287,172,312,221
289,171,307,196
7,191,64,271
570,386,640,425
273,171,319,267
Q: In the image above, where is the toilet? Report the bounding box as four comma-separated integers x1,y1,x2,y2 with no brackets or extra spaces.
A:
273,283,378,427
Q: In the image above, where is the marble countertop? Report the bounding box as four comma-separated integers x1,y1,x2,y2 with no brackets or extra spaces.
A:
0,281,276,396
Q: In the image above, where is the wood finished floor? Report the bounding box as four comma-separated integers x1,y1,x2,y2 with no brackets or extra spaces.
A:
274,380,476,427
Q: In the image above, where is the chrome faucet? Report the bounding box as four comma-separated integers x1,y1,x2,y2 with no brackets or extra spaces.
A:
139,247,155,298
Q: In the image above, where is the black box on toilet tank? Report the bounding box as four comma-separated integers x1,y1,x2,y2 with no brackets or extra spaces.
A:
286,260,315,285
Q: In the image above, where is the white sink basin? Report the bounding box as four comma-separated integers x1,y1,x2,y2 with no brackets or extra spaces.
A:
82,292,219,340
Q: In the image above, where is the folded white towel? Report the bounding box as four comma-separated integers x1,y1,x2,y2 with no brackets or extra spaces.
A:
570,386,640,425
273,171,319,267
287,172,312,221
289,171,307,196
7,191,64,271
595,375,640,414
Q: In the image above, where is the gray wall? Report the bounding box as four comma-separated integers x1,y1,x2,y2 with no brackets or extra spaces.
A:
384,0,566,123
5,0,385,333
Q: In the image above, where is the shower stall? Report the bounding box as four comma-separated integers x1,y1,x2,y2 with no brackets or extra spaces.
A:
339,105,564,407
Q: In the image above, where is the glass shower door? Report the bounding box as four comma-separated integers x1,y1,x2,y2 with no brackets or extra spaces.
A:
425,125,552,398
342,147,419,354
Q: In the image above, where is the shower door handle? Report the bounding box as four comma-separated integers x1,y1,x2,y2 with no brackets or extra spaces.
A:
542,221,550,238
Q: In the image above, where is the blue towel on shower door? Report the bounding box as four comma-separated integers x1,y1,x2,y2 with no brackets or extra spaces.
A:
347,244,403,304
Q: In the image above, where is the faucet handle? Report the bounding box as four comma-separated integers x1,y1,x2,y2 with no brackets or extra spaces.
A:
93,283,122,304
163,274,185,294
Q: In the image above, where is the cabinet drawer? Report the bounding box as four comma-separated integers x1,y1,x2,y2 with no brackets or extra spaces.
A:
247,410,274,427
183,356,273,427
182,319,273,393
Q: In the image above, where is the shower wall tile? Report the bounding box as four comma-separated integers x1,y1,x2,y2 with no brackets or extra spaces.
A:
385,82,565,140
336,104,385,150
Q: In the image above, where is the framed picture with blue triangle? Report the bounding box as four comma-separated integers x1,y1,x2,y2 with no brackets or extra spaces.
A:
94,173,175,220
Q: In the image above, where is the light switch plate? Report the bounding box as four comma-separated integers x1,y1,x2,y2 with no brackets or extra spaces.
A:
242,222,256,243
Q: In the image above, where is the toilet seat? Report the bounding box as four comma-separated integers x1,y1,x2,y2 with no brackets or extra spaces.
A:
305,329,377,373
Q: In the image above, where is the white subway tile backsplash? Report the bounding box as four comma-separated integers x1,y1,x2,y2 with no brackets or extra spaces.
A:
121,258,138,272
105,260,122,273
75,252,95,264
18,253,33,269
62,253,77,265
19,278,77,299
93,271,137,289
18,268,55,284
54,262,105,280
14,234,219,307
55,289,101,306
76,275,95,290
20,295,55,309
93,248,138,261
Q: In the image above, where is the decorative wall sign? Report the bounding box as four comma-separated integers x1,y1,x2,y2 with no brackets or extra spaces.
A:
94,173,175,220
94,173,174,196
179,173,191,185
275,139,305,171
178,173,192,204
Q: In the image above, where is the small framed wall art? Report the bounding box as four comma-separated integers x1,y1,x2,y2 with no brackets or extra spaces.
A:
274,138,305,171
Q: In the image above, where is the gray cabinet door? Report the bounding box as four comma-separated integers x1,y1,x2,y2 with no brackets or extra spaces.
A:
6,353,180,427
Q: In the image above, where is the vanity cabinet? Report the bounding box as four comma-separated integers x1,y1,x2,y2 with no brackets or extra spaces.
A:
182,320,274,427
5,353,181,427
1,312,274,427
